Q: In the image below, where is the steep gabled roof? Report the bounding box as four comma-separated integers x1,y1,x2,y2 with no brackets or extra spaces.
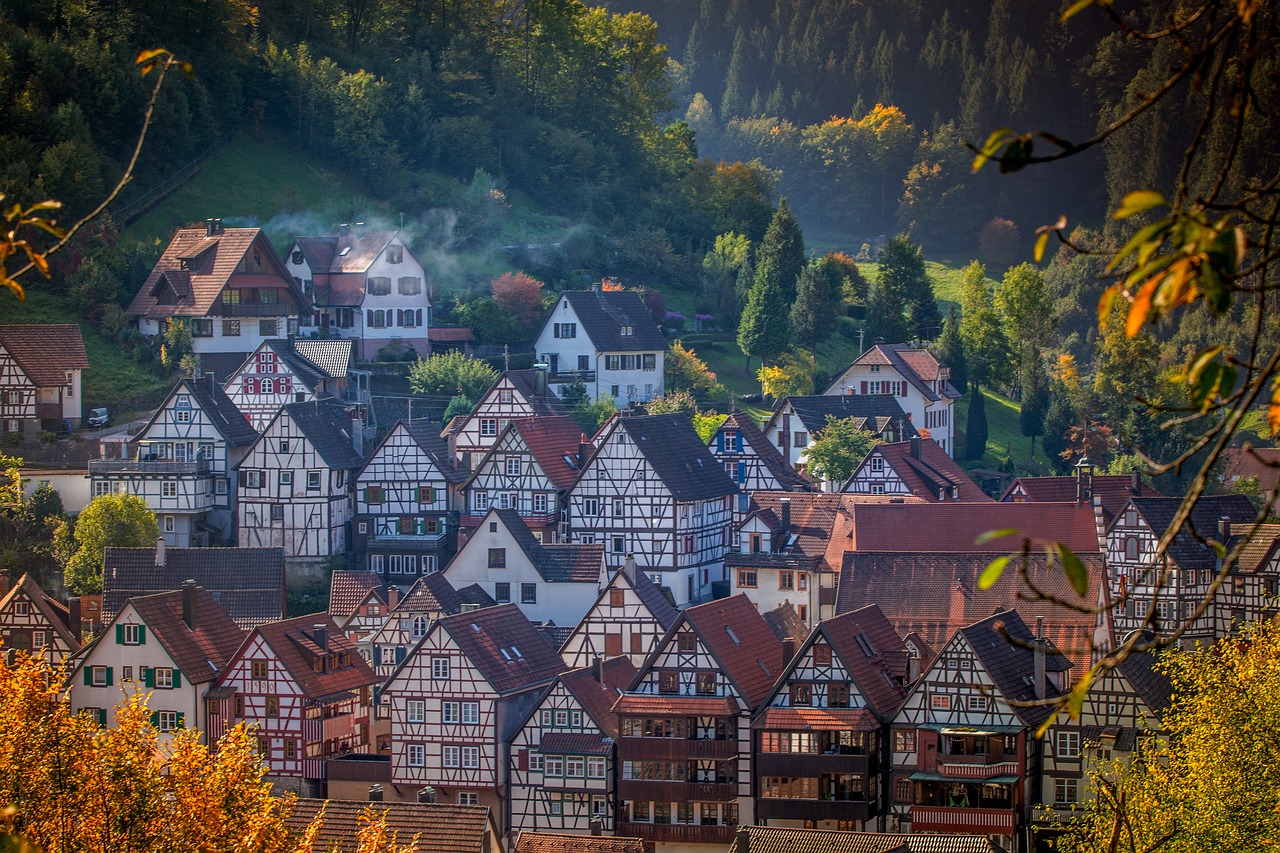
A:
762,602,808,642
716,411,810,491
292,339,355,378
0,325,89,386
747,493,852,571
285,799,497,853
558,657,638,738
0,573,79,649
957,609,1072,729
819,605,909,718
485,508,605,583
281,401,365,470
849,501,1103,553
330,570,383,620
557,290,665,352
103,547,285,629
774,395,918,439
439,603,565,694
249,614,378,700
612,414,738,502
682,594,785,709
827,343,961,401
1001,473,1161,521
126,587,245,685
1115,639,1174,715
614,560,679,630
393,572,465,615
503,369,571,417
1225,523,1280,573
512,416,588,490
300,231,397,274
381,419,466,484
138,375,258,448
848,438,990,502
1126,494,1258,569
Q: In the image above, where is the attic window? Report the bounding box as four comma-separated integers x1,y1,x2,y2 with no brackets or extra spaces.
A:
471,623,481,632
563,455,577,469
621,325,634,336
757,660,771,676
512,646,523,659
500,649,512,661
291,250,304,265
339,247,352,257
854,634,875,658
724,627,741,646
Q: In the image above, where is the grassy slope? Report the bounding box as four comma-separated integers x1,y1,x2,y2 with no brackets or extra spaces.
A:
955,387,1049,474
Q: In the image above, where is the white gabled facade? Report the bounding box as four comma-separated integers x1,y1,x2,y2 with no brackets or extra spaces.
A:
453,369,566,471
0,575,79,666
558,562,677,670
223,344,314,431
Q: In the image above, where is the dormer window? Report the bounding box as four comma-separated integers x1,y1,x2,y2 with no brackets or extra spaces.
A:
291,250,304,265
621,325,633,336
386,244,403,264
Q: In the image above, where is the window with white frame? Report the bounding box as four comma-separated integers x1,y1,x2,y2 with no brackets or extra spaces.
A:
431,657,450,680
462,746,480,768
566,756,585,777
544,756,563,776
458,792,479,806
505,457,520,476
407,744,425,767
157,710,179,732
443,701,460,723
407,700,425,723
161,481,177,498
588,756,606,778
155,668,175,689
1054,777,1079,804
1056,730,1081,758
442,746,460,768
462,702,480,724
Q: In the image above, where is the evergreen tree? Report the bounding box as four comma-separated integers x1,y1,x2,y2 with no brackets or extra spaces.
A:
966,385,988,461
1020,351,1050,458
733,250,755,319
790,260,840,354
721,28,749,121
877,235,941,341
865,278,909,345
738,275,790,372
754,199,806,305
1042,391,1076,473
936,307,968,394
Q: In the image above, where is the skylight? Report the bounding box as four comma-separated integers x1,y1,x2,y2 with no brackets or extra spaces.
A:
725,627,740,645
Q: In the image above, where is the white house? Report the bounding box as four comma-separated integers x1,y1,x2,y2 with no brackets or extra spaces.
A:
533,287,665,407
763,394,917,477
69,583,245,745
557,556,680,670
824,343,961,457
567,413,737,607
126,220,311,378
236,401,365,567
90,375,258,547
284,229,430,360
223,338,356,431
0,324,89,434
442,507,606,628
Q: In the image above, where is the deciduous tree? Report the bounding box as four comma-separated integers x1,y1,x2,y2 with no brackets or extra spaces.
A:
62,492,158,594
490,272,545,333
757,350,816,400
407,351,498,401
804,416,881,485
666,340,727,402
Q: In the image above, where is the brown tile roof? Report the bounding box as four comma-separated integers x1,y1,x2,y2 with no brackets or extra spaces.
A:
285,799,497,853
683,594,785,709
849,438,990,502
755,706,881,731
248,615,379,700
0,573,79,649
127,587,245,684
849,502,1103,553
958,609,1072,729
749,493,850,570
1226,523,1280,572
837,551,1101,672
330,571,384,620
303,232,396,274
717,411,810,491
537,732,613,755
513,416,589,490
1219,446,1280,494
517,832,647,853
728,825,1001,853
762,602,808,642
819,605,909,717
834,343,961,401
613,694,739,716
559,656,638,738
439,603,566,694
0,325,88,385
128,227,303,319
428,326,476,343
392,572,463,615
1001,473,1161,520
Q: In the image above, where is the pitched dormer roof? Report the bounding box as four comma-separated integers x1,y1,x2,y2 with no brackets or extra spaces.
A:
0,325,89,386
438,603,565,694
126,587,246,685
716,410,810,491
610,414,737,502
249,614,378,700
557,290,665,352
681,594,785,709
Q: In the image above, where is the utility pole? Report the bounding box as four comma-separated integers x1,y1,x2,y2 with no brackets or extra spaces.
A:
503,344,510,372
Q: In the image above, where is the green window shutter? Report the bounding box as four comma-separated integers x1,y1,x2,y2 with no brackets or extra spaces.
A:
150,711,160,728
97,709,107,726
115,624,124,644
105,667,114,687
137,625,146,645
176,713,185,729
172,669,182,688
83,667,92,686
144,667,154,688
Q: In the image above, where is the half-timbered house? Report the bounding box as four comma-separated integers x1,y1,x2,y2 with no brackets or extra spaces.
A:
843,437,989,502
383,603,565,820
510,656,638,838
763,396,918,479
0,324,89,434
443,507,606,628
463,415,587,543
613,594,784,848
285,229,431,360
366,573,496,679
453,369,571,472
90,375,258,546
223,338,356,431
328,570,400,648
888,610,1070,840
127,221,311,377
532,286,665,407
102,542,285,629
1104,494,1256,648
0,573,81,665
1211,523,1280,634
558,555,680,671
210,614,378,794
708,411,810,520
567,413,737,607
70,582,244,745
237,401,365,566
824,344,961,458
354,419,466,580
752,605,909,831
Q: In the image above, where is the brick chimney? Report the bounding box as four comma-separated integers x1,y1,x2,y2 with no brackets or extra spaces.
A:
1033,617,1047,701
155,537,166,567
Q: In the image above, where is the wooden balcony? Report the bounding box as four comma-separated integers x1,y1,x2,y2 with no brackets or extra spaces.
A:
90,458,211,475
935,760,1020,780
619,780,737,803
617,822,737,846
548,369,596,384
756,797,873,823
910,805,1017,835
216,302,294,317
616,737,737,761
756,752,868,777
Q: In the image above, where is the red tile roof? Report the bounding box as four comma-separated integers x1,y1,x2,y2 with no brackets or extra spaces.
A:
330,571,383,620
513,416,589,490
755,706,880,731
849,438,990,502
127,587,245,684
613,694,739,716
248,615,379,700
0,573,79,650
1001,473,1161,520
0,325,89,386
559,656,637,738
749,493,850,571
429,326,476,342
819,604,909,717
849,501,1102,553
285,799,497,853
517,832,647,853
684,594,785,709
439,603,566,694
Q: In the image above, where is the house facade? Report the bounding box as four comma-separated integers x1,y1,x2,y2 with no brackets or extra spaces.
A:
90,375,258,547
824,344,961,458
453,369,570,472
558,556,680,671
843,437,989,502
354,419,465,580
567,414,737,607
0,573,80,665
532,287,665,407
223,339,356,431
0,324,89,434
708,411,810,521
763,395,917,478
209,614,378,795
285,229,431,360
237,401,364,565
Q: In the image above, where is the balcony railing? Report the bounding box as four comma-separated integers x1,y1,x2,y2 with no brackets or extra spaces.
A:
756,797,873,823
616,737,738,761
462,511,558,528
35,402,63,421
617,823,737,846
618,780,737,803
548,369,596,384
756,752,869,777
90,458,211,475
340,389,371,405
216,302,294,317
910,805,1017,835
935,760,1020,780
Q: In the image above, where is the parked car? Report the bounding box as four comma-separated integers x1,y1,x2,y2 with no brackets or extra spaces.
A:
87,407,110,428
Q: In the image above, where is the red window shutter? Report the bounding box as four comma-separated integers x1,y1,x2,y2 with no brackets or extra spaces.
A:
280,377,291,395
518,749,528,770
860,381,868,394
900,382,907,397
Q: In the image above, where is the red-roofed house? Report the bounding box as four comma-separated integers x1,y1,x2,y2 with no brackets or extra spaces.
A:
510,656,638,837
613,594,784,846
825,344,961,458
0,573,81,665
453,369,571,472
1001,467,1159,522
382,603,566,818
0,324,89,433
843,437,989,502
210,614,378,794
284,229,431,360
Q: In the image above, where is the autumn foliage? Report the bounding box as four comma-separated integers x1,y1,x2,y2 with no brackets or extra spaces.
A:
490,272,545,332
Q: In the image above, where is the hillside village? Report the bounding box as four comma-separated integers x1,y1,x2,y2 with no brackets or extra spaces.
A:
1,217,1277,853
